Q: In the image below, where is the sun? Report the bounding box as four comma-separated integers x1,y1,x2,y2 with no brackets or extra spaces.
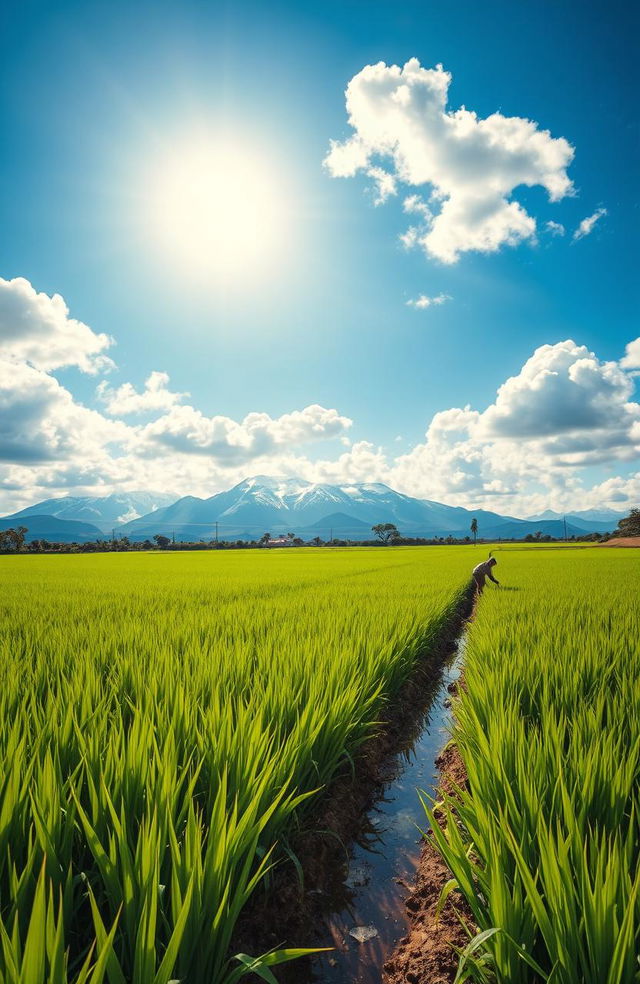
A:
147,137,285,282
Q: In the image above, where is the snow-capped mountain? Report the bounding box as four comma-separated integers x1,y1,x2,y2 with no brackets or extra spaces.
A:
4,492,176,533
116,476,617,541
2,478,624,543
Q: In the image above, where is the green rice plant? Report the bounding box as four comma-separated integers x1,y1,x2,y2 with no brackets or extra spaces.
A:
427,548,640,983
0,546,472,982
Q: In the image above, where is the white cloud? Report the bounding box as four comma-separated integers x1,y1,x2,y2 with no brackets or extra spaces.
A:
0,274,638,522
620,337,640,370
325,58,574,263
573,207,607,241
404,195,433,222
0,358,127,464
0,276,357,514
545,220,565,236
406,293,451,310
367,166,397,204
97,371,188,415
306,338,640,516
0,277,114,373
137,403,353,463
479,340,637,449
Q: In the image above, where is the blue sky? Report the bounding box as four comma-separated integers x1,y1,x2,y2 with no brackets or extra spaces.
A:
0,0,638,516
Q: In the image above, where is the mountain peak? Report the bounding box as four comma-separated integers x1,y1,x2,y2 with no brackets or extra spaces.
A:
2,477,622,542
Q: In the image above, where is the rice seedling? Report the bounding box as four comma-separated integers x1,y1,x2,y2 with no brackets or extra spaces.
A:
428,548,640,984
0,546,471,983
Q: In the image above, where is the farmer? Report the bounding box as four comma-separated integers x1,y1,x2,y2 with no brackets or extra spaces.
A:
472,557,499,594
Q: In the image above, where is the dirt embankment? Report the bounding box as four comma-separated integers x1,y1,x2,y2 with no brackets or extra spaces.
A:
382,735,474,984
231,583,476,979
599,536,640,547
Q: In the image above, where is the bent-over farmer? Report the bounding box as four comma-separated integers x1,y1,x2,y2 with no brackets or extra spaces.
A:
473,557,499,594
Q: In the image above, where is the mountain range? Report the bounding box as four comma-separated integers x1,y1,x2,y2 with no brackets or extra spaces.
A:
0,477,626,543
5,492,175,533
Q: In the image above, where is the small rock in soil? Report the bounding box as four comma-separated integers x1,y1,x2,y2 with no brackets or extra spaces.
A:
349,924,379,943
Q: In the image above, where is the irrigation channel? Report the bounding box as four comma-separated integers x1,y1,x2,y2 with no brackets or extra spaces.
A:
305,627,469,983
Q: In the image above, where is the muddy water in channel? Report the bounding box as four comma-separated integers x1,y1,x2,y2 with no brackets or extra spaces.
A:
308,635,466,984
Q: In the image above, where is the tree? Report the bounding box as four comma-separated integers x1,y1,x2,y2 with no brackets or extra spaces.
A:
312,536,322,547
372,522,400,544
616,508,640,538
153,534,171,548
259,532,271,547
470,518,478,545
0,527,27,552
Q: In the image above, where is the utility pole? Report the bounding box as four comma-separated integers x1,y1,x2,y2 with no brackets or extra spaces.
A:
111,528,115,543
172,530,175,544
330,527,333,543
215,521,218,543
563,516,567,541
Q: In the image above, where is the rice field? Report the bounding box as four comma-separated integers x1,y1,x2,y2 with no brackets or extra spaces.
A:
0,547,471,984
429,547,640,983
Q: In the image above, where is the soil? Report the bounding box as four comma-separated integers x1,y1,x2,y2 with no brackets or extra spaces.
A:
599,536,640,547
230,583,476,980
382,740,475,984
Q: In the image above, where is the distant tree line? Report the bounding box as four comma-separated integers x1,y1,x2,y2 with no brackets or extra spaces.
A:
1,509,638,553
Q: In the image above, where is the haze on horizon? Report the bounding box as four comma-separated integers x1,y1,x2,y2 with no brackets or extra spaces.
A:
0,0,638,519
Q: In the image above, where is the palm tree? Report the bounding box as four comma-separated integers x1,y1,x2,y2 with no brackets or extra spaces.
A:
470,518,478,545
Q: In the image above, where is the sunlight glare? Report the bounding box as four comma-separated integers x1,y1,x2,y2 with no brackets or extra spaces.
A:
148,138,285,282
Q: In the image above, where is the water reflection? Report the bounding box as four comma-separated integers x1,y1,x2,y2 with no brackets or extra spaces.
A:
307,640,465,984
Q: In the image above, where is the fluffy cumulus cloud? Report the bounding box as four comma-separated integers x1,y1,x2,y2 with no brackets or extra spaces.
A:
620,337,640,370
545,220,565,236
0,275,357,513
0,277,114,373
0,358,127,464
406,293,451,309
325,59,574,263
137,404,352,463
381,340,640,513
388,340,639,496
1,278,638,519
97,371,188,415
264,338,640,517
573,207,607,241
0,278,123,470
479,341,638,452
